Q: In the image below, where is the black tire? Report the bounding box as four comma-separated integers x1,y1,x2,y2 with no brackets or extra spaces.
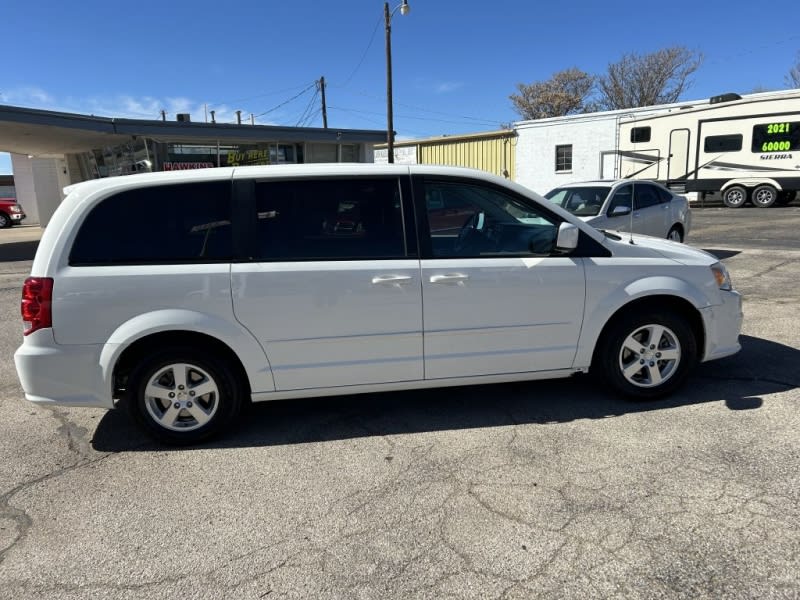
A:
125,347,242,445
751,185,777,208
0,212,10,228
666,225,684,243
595,309,698,400
776,191,796,206
722,186,747,208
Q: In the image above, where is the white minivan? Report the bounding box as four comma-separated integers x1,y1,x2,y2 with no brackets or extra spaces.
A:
15,165,743,444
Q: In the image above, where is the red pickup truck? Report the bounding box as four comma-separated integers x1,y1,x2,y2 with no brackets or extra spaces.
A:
0,197,26,228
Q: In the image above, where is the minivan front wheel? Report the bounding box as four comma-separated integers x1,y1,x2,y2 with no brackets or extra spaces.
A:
597,310,697,399
127,348,242,444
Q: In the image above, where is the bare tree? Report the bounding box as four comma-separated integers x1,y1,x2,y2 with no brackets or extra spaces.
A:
510,68,595,120
787,52,800,88
597,47,703,110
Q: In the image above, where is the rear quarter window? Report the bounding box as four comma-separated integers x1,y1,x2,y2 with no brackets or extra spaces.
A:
70,181,233,265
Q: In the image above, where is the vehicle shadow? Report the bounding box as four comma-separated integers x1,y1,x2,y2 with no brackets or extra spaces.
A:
91,334,799,453
0,241,39,262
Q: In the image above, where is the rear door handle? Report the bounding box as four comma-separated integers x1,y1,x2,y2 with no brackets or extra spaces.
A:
429,273,469,285
371,274,412,286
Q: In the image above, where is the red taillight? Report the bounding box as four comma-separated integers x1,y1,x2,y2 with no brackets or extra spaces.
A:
21,277,54,335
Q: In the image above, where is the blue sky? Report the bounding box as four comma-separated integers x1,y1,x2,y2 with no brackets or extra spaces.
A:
2,0,799,175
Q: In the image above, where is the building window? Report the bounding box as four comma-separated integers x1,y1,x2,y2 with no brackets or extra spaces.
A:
340,144,359,162
630,127,651,143
555,145,572,172
704,135,742,153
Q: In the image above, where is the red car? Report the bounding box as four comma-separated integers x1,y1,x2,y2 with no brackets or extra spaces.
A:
0,197,26,228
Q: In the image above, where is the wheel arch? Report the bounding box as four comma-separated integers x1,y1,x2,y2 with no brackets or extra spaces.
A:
111,330,252,402
667,223,684,240
721,178,782,192
588,294,705,370
99,309,275,402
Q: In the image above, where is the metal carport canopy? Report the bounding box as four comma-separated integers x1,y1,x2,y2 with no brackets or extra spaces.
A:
0,104,387,157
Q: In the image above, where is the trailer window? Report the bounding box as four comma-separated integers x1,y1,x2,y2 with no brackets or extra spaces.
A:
704,135,742,153
630,127,651,143
752,122,800,153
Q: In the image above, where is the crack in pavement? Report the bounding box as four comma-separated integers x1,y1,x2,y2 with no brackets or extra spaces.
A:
0,406,131,565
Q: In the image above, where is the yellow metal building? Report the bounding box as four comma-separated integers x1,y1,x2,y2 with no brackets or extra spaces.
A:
376,130,517,180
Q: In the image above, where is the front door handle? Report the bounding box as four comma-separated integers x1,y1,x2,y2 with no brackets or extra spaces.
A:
429,273,469,285
371,274,412,286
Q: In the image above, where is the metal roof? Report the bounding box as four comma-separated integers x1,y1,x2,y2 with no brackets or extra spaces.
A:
0,104,387,156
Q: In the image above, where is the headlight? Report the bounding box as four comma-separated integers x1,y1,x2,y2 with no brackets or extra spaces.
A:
9,205,21,213
710,262,732,291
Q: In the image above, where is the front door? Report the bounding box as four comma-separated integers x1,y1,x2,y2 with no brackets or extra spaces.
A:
668,129,691,181
231,176,423,391
417,178,586,380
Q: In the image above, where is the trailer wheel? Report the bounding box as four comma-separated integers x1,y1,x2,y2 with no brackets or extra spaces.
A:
722,186,747,208
776,191,796,206
751,185,777,208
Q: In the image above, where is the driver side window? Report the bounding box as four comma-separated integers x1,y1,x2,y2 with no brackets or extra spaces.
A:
424,180,558,258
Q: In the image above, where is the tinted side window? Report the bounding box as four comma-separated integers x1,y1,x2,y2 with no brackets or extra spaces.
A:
704,134,742,153
253,178,406,260
656,186,674,203
70,182,232,265
634,185,661,209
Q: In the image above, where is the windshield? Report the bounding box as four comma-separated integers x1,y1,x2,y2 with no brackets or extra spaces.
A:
545,186,610,217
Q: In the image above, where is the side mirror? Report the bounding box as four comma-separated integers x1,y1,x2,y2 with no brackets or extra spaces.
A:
610,205,632,216
554,222,579,252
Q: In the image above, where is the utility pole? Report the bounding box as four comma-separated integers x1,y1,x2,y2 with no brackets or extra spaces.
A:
384,2,394,163
319,76,328,129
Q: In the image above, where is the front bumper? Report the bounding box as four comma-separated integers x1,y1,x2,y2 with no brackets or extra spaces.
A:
10,212,25,222
14,329,114,408
700,289,743,362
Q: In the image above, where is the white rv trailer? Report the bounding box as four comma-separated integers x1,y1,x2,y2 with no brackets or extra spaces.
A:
617,91,800,207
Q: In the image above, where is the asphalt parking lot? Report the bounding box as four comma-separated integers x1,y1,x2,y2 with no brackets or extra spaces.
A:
1,208,799,599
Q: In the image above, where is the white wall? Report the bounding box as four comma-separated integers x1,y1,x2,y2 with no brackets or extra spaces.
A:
10,154,39,225
10,153,67,227
514,114,620,194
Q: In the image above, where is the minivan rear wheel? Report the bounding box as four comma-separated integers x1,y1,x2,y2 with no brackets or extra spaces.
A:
596,310,698,399
126,348,242,444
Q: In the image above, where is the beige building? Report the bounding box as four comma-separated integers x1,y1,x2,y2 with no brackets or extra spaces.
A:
374,130,517,180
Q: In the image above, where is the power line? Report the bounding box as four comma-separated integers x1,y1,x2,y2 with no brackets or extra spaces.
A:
294,89,320,127
207,82,318,108
336,13,384,88
328,105,503,128
336,87,501,125
254,82,317,118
